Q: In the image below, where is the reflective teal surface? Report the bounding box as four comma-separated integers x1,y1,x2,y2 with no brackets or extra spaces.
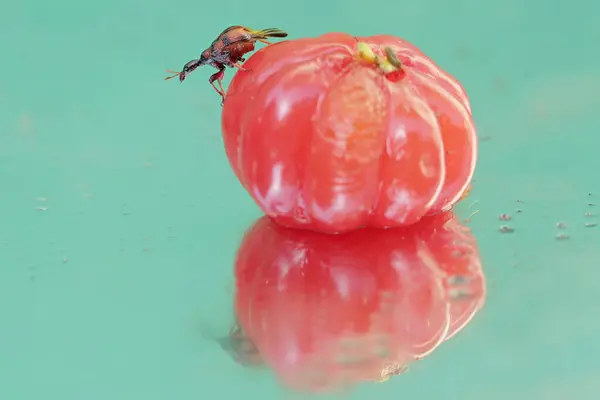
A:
2,0,599,399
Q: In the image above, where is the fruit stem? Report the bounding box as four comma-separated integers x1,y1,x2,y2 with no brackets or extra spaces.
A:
356,42,402,73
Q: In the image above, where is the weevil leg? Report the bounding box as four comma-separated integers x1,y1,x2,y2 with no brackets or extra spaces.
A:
257,39,272,45
216,79,226,96
232,62,251,72
208,68,226,104
209,80,225,97
215,79,226,105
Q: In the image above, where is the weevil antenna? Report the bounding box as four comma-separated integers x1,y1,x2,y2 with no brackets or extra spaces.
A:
164,69,182,80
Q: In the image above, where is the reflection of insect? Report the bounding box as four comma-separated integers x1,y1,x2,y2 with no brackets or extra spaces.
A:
216,322,263,367
165,26,288,104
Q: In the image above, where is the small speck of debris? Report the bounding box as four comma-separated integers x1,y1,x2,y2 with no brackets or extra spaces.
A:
516,200,524,203
448,287,475,300
585,212,596,218
381,364,408,378
467,200,478,209
447,275,470,285
499,225,514,233
36,206,48,211
556,222,567,229
451,249,466,258
465,209,479,222
62,257,69,263
516,209,523,213
556,233,570,240
499,213,512,221
588,203,596,206
585,222,598,228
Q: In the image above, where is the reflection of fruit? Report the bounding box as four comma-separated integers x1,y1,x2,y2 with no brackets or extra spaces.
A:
232,212,486,392
222,33,477,234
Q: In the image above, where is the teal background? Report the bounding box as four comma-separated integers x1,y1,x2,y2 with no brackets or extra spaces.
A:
1,0,599,399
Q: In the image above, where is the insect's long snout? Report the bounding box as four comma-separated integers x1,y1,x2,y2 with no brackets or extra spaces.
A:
165,58,200,82
181,59,203,81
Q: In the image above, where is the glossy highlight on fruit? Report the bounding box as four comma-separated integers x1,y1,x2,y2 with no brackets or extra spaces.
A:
222,33,478,233
231,212,486,392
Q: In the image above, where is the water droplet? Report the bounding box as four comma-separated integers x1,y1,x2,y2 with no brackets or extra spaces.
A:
516,209,523,213
499,225,514,233
556,233,570,240
556,222,567,229
36,206,48,211
499,213,512,221
585,222,597,228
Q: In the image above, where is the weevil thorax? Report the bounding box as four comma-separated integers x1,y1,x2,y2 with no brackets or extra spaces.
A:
210,37,226,54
